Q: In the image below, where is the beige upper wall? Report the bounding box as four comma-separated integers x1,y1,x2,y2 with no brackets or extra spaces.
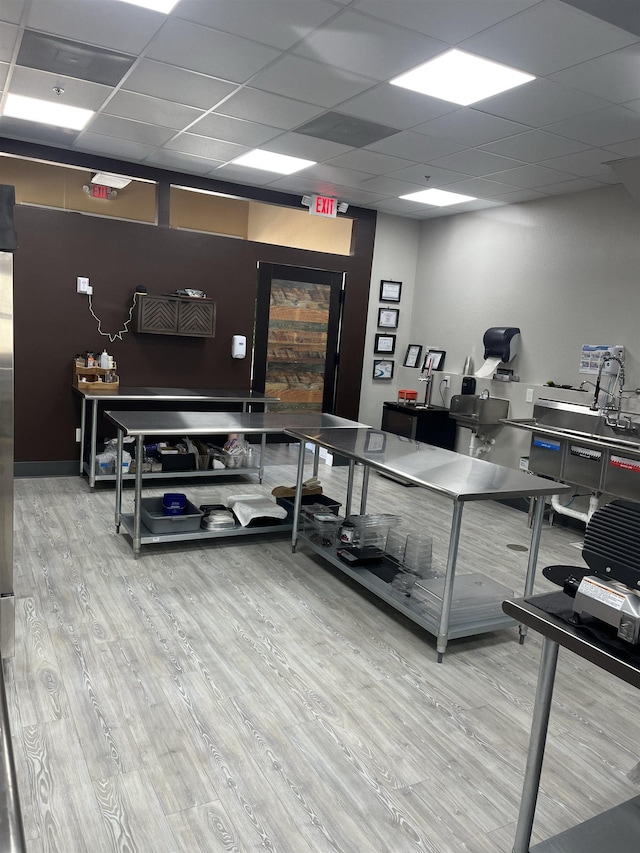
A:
247,201,352,255
1,156,157,222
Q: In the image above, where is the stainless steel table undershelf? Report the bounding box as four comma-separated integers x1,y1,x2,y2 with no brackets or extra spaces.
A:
106,411,368,558
504,595,640,852
284,427,569,661
74,386,279,488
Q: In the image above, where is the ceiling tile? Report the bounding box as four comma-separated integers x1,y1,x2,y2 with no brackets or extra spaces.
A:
443,176,521,197
488,163,579,188
545,105,640,147
461,0,637,75
0,1,26,25
0,23,19,63
9,66,111,110
146,19,281,83
74,133,157,161
625,98,640,115
429,148,524,176
353,0,540,44
491,188,549,203
261,132,352,161
336,84,456,129
249,55,375,107
549,43,640,104
214,88,323,130
371,197,432,213
480,130,589,162
324,149,414,175
293,9,447,80
302,163,375,186
164,134,248,162
104,90,204,130
366,130,464,160
123,60,238,110
540,147,622,177
0,62,9,91
606,138,640,158
413,109,529,147
26,0,166,55
176,0,340,50
0,115,79,146
210,162,286,186
536,177,607,194
295,111,397,147
147,148,226,174
84,114,175,146
561,0,640,37
386,162,473,187
356,175,427,195
476,78,611,127
189,114,282,147
539,178,608,195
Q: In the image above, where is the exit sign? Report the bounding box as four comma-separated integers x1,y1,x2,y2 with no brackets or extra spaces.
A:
309,194,337,218
90,183,110,199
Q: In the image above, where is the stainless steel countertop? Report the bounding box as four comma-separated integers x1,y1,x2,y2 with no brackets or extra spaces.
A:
283,427,569,501
105,410,368,436
74,386,280,402
501,418,640,455
503,595,640,688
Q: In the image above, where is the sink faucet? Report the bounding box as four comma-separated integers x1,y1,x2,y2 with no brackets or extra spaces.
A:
590,351,634,432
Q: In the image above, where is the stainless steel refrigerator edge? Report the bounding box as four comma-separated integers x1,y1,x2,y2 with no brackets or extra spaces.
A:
0,251,14,659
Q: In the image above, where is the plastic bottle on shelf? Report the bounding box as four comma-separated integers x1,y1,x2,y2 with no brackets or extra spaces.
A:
99,349,110,369
86,351,95,367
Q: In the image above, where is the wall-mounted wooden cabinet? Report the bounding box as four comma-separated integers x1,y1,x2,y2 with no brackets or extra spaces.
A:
136,294,216,337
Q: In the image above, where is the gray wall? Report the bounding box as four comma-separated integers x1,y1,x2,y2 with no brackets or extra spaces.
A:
360,184,640,468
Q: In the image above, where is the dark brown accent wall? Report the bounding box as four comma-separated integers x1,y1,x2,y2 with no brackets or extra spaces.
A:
13,204,376,463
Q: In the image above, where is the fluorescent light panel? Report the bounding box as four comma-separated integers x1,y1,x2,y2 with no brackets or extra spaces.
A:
390,49,535,106
231,149,316,175
400,189,477,207
2,93,93,130
114,0,179,12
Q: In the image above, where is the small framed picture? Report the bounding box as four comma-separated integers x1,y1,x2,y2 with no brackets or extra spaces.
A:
403,344,423,368
422,349,446,371
374,333,396,354
379,280,402,303
377,307,399,329
373,359,394,380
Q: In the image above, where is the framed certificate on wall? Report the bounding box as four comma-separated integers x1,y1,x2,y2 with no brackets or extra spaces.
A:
379,280,402,302
374,333,396,354
403,344,422,368
377,307,399,328
373,359,394,380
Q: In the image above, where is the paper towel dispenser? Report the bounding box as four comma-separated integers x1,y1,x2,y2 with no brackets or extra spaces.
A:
483,327,520,363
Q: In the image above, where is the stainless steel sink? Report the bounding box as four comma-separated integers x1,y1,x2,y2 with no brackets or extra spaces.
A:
449,394,510,430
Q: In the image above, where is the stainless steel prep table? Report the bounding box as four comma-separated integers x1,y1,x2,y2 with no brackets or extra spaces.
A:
504,595,640,852
284,427,569,660
106,411,368,558
74,386,279,488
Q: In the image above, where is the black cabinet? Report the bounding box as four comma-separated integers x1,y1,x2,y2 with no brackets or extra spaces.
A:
381,402,456,450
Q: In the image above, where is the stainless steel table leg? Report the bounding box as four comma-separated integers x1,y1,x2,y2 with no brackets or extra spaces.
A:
115,429,123,532
436,500,464,662
345,459,356,517
313,445,320,478
259,431,266,482
89,399,99,489
520,496,546,643
79,396,86,475
291,440,306,553
133,434,144,559
512,637,559,853
360,466,370,514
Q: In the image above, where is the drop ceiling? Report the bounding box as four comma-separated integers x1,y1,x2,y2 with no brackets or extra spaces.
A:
1,0,639,219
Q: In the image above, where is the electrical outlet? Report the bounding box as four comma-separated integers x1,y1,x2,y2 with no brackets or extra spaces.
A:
443,375,450,388
77,276,90,294
75,428,82,442
526,387,534,403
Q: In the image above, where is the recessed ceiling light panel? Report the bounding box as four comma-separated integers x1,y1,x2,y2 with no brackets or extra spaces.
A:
231,149,316,175
390,49,535,106
2,93,93,130
115,0,179,12
400,188,477,207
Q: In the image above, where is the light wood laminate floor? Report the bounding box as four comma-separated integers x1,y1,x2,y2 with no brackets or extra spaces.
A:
5,445,640,852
